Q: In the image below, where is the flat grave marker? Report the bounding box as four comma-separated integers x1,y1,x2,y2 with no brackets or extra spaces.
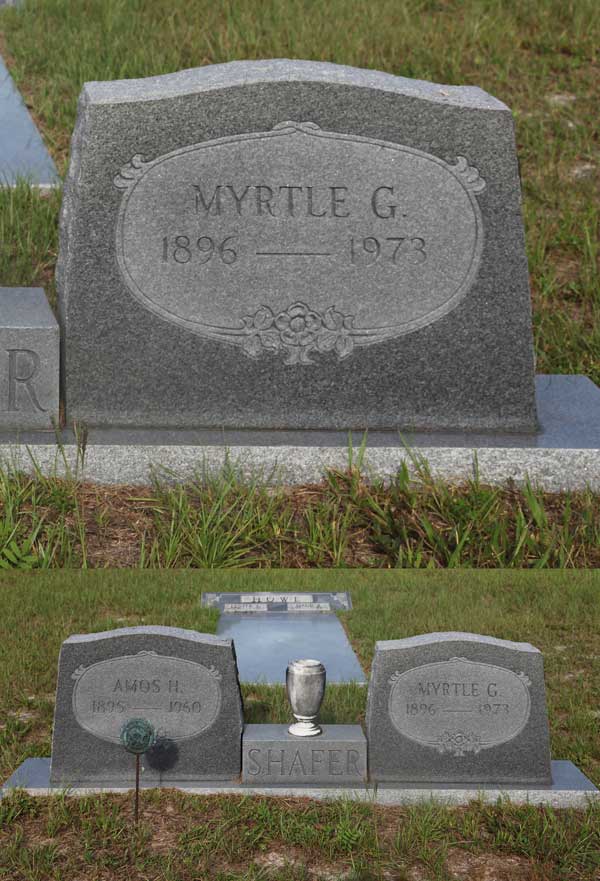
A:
202,591,352,613
0,55,58,186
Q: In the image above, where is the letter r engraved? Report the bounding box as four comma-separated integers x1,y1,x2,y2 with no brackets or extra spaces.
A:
7,349,45,412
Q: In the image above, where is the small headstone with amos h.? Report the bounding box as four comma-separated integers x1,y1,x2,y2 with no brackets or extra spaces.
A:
50,626,244,786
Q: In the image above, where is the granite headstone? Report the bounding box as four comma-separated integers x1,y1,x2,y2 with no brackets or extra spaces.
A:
50,626,244,785
0,287,59,429
366,632,552,785
58,59,536,432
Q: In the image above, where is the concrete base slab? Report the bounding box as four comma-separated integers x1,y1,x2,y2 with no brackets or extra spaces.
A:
0,376,598,490
0,55,59,186
2,759,597,807
217,613,366,684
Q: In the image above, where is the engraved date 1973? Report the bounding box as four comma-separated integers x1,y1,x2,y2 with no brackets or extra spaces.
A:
160,234,427,266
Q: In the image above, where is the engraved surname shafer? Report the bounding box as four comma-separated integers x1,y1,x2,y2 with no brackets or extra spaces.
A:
115,122,486,364
388,658,531,756
245,747,362,777
71,652,222,743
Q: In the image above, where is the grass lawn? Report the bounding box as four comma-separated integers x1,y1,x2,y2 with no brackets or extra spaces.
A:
1,570,599,879
0,0,598,384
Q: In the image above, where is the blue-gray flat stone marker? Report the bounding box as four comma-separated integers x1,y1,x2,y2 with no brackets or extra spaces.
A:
0,55,58,186
366,632,552,785
50,626,244,786
202,591,352,612
58,59,536,432
0,287,59,429
242,724,367,784
216,612,366,684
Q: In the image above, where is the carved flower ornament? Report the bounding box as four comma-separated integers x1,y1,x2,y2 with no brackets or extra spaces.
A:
435,729,482,757
242,301,356,365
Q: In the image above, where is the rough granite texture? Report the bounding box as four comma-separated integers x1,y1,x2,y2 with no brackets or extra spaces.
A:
1,373,600,490
366,632,552,785
0,287,59,429
1,374,600,489
58,59,536,431
242,724,367,784
50,626,244,785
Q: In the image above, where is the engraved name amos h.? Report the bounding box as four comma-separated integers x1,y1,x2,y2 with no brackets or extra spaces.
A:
115,122,486,364
71,651,222,743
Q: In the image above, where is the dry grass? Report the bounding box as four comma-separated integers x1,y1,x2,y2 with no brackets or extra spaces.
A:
2,461,600,569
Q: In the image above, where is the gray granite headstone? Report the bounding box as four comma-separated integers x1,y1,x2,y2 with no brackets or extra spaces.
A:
58,59,536,432
366,632,552,785
50,626,244,785
0,287,59,429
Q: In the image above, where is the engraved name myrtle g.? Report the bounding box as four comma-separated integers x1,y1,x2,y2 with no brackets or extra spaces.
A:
114,121,486,363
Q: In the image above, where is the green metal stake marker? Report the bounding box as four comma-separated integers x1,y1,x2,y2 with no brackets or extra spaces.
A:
120,718,156,823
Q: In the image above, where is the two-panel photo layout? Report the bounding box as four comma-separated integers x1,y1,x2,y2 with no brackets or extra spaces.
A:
0,1,599,879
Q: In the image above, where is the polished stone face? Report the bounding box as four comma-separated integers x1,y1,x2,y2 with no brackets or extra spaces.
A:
216,612,366,685
0,56,58,186
0,287,59,430
50,626,244,785
366,632,553,785
58,59,537,431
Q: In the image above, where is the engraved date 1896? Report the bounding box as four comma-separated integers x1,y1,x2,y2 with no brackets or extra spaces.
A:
405,702,511,716
160,234,427,266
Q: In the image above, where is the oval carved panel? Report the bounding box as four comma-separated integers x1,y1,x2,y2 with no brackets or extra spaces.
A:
115,121,486,364
388,657,531,756
71,651,222,744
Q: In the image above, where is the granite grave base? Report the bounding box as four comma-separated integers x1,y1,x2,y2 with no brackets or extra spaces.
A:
0,376,598,491
3,758,598,808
